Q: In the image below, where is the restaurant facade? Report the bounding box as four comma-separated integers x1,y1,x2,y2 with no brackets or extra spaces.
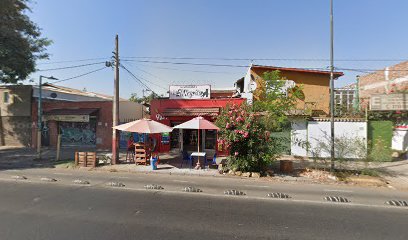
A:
150,85,245,156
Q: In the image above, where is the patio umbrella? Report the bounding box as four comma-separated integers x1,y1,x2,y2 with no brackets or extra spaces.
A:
113,118,173,133
113,118,173,165
173,116,219,169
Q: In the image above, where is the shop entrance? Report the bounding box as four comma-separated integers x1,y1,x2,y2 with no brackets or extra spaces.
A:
170,122,181,149
183,129,198,152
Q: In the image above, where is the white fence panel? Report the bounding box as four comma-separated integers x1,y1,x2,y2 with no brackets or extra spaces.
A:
392,129,408,151
291,120,308,156
307,121,367,159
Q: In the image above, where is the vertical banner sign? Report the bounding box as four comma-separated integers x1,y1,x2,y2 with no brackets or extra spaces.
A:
169,85,211,99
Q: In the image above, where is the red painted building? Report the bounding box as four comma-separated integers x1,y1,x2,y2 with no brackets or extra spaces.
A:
31,101,113,150
150,97,245,156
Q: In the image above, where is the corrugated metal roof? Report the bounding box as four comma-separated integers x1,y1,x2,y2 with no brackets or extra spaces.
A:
162,108,219,117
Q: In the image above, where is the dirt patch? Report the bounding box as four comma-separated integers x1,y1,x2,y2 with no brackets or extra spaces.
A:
346,175,388,187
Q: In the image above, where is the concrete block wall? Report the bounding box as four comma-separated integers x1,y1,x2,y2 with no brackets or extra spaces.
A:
0,85,33,146
359,61,408,107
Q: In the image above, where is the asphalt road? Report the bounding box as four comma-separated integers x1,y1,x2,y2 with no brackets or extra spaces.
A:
0,181,407,240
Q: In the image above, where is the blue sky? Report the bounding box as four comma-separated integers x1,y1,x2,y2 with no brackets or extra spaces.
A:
28,0,408,98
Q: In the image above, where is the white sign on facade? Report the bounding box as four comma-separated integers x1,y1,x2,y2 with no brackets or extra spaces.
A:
370,93,408,111
44,115,90,122
169,85,211,99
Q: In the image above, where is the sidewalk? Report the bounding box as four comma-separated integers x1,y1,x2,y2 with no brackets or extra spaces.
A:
1,146,407,190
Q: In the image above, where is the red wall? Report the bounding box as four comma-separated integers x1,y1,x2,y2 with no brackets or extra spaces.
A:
150,98,245,153
31,101,113,150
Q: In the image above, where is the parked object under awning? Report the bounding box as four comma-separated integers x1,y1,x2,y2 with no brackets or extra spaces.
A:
43,108,98,122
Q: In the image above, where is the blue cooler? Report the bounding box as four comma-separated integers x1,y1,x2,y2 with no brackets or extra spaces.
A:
151,157,158,170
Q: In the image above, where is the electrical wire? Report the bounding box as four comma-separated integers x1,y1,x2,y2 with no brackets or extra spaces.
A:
124,63,172,87
336,67,408,72
122,56,408,62
51,66,108,84
120,64,156,94
37,62,107,71
121,59,249,68
37,57,110,65
120,63,167,91
129,63,242,74
122,59,338,72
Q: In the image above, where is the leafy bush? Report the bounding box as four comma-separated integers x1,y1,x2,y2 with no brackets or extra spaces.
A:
216,103,281,172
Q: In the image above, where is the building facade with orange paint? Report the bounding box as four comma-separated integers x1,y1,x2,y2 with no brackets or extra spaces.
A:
235,65,343,116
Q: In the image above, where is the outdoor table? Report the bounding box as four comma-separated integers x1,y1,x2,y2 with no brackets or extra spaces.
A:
190,152,206,169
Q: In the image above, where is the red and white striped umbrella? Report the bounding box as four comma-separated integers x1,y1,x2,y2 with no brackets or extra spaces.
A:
113,118,172,133
172,116,219,131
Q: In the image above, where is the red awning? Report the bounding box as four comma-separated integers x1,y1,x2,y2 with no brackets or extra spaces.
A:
162,108,219,117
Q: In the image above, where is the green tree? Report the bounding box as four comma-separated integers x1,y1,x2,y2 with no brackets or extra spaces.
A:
254,70,304,131
129,92,160,104
0,0,51,83
215,71,304,173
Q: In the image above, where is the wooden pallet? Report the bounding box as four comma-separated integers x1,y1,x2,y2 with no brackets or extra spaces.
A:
134,143,150,165
75,152,97,167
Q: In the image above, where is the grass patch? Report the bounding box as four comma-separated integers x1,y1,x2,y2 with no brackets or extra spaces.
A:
360,168,380,177
54,159,76,169
332,168,382,181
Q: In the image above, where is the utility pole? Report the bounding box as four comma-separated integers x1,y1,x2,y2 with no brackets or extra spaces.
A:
37,75,58,160
329,0,335,171
112,35,120,164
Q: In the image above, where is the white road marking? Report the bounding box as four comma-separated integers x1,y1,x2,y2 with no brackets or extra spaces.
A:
244,185,271,188
173,180,190,183
53,172,73,176
324,189,353,193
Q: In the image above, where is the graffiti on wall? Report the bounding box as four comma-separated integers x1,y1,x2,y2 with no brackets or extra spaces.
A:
60,122,96,145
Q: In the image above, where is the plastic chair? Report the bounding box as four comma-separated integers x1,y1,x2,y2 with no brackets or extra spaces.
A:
181,151,193,169
204,153,217,168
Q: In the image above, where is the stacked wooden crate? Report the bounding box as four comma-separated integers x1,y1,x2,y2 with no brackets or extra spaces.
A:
134,143,150,165
75,152,97,167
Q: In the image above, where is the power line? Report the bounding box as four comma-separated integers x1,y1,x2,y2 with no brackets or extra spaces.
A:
37,62,107,71
122,64,167,91
122,59,338,71
120,63,167,91
129,63,242,74
121,59,249,68
120,64,156,94
37,57,110,65
51,66,108,84
122,56,408,62
124,64,172,87
336,67,408,72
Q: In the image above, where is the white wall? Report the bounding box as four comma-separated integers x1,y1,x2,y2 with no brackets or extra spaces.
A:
291,119,308,156
290,120,368,159
392,129,408,152
307,121,367,159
